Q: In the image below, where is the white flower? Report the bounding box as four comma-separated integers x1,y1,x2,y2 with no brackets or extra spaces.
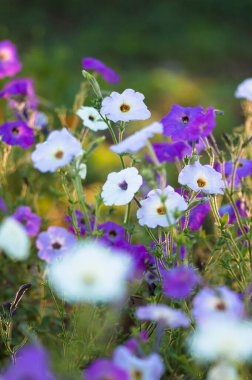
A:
75,150,87,180
235,78,252,101
113,346,164,380
0,218,30,260
101,167,143,206
178,161,224,195
189,317,252,363
31,128,82,173
76,106,108,131
207,362,239,380
110,122,163,154
137,186,187,228
47,240,133,303
100,89,151,123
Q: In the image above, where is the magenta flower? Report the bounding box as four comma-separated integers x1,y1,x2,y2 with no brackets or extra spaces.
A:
12,206,41,237
36,226,76,263
161,104,215,141
82,57,120,84
1,344,55,380
84,359,129,380
0,40,22,79
163,266,200,299
0,78,38,110
0,121,34,148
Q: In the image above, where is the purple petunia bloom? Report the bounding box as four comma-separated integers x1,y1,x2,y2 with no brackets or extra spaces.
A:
98,221,125,244
224,159,252,179
151,139,205,163
161,104,215,141
66,210,95,236
84,359,129,380
12,206,41,237
0,40,22,79
36,226,76,263
219,201,248,224
0,78,38,110
1,344,55,380
163,266,200,299
192,286,245,324
181,200,210,231
82,57,120,84
0,121,34,148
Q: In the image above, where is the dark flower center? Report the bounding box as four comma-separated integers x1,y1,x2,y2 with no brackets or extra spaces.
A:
156,205,166,215
215,300,227,311
88,115,95,121
52,241,62,250
119,180,128,190
109,230,117,238
197,178,207,187
120,103,130,112
12,127,20,135
238,162,244,167
54,150,64,159
132,369,143,380
181,115,189,124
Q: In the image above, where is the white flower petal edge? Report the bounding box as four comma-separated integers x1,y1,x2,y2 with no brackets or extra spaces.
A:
0,218,30,260
101,167,143,206
137,186,187,228
76,106,108,131
100,89,151,123
235,78,252,101
178,161,224,195
110,122,163,154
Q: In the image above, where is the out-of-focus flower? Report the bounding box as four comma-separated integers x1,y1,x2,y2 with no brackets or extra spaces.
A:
48,240,133,303
182,200,210,231
137,186,187,228
219,201,248,224
192,286,244,324
178,160,224,194
136,304,190,328
76,106,108,131
0,121,34,148
13,206,41,237
235,78,252,101
0,40,22,79
101,89,151,123
101,167,142,206
74,151,87,180
151,139,205,163
206,362,240,380
31,128,82,173
36,226,76,263
82,57,120,84
163,266,200,299
223,158,252,179
0,217,30,260
189,317,252,362
110,122,163,154
0,197,8,213
1,344,55,380
65,210,95,236
84,359,129,380
113,346,164,380
0,78,37,110
161,104,215,141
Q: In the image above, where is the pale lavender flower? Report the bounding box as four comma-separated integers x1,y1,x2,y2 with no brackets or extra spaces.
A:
84,359,129,380
136,304,190,328
163,266,200,299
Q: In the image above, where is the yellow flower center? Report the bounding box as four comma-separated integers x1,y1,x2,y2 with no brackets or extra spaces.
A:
120,103,130,112
132,369,143,380
54,150,64,159
197,178,207,188
156,205,166,215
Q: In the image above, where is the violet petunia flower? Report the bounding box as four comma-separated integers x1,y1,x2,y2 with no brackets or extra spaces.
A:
66,210,95,236
1,344,55,380
82,57,120,84
84,358,129,380
219,200,248,224
13,206,41,237
0,197,8,213
163,266,200,299
224,158,252,179
0,40,22,79
151,139,205,163
98,221,125,244
181,201,210,231
0,121,34,148
36,226,76,263
161,104,215,141
0,78,38,110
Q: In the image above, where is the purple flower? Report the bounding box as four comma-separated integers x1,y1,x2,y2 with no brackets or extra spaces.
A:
1,344,55,380
224,159,252,178
161,105,215,141
192,286,245,324
36,226,76,263
0,40,22,79
82,57,120,84
0,78,38,110
84,359,129,380
66,210,95,236
12,206,41,237
181,200,210,231
0,197,8,213
151,140,205,163
0,121,34,148
98,221,125,244
219,201,248,224
136,304,190,328
163,266,200,299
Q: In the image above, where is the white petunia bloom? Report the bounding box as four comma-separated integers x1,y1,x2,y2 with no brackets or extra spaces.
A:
137,186,188,228
100,89,151,123
48,240,133,303
235,78,252,101
0,218,30,260
110,122,163,154
189,317,252,363
31,128,82,173
101,167,143,206
76,106,108,131
207,362,239,380
178,161,224,194
75,150,87,180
